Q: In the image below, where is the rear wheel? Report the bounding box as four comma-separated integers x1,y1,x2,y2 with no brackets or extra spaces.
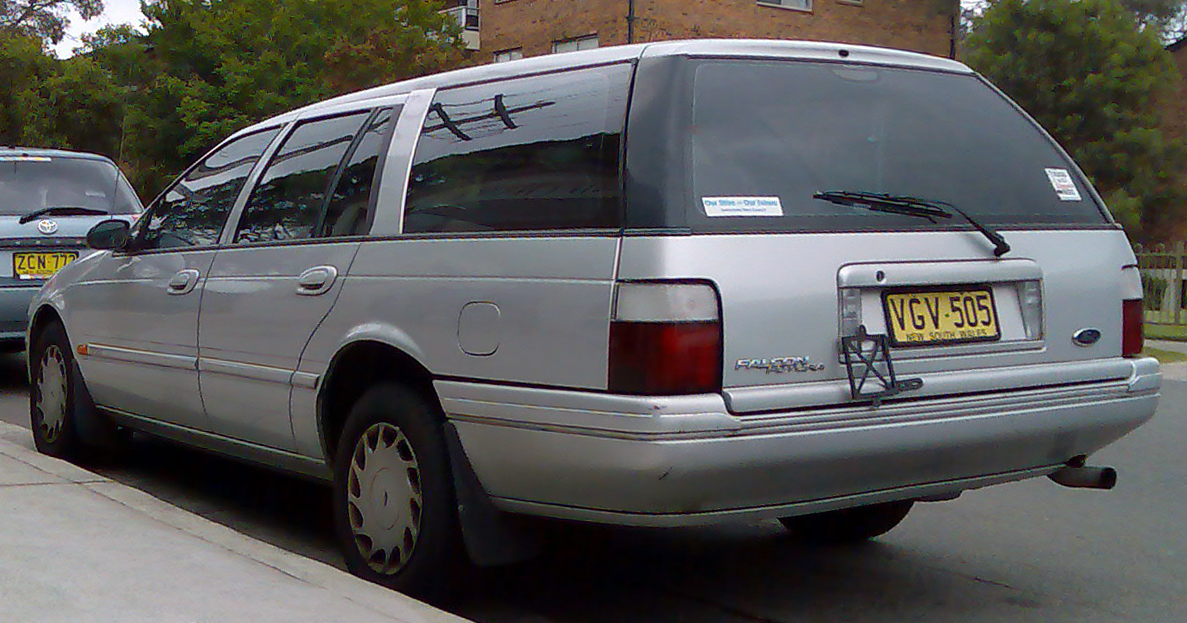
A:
778,500,914,544
331,383,461,597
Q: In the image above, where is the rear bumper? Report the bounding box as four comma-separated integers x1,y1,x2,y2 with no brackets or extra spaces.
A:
0,284,39,346
438,357,1160,526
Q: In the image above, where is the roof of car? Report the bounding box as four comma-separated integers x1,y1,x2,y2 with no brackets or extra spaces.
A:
242,38,973,136
0,147,114,162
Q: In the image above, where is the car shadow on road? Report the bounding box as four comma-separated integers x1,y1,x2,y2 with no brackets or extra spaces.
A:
93,433,1052,623
0,352,27,390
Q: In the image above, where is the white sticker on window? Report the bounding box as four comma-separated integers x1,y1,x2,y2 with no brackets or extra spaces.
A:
1045,168,1082,201
702,196,784,217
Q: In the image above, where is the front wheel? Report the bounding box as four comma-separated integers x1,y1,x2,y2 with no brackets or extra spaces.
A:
331,383,461,597
30,323,82,459
779,500,914,544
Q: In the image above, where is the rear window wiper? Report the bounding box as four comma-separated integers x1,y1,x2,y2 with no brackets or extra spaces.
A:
813,190,1011,257
18,206,110,225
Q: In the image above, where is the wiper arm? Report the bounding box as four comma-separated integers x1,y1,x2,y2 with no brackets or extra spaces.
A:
813,191,1011,257
19,206,110,225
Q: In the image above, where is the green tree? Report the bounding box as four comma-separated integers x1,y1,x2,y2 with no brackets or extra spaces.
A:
22,54,124,156
0,0,103,44
116,0,465,197
965,0,1179,236
0,34,53,145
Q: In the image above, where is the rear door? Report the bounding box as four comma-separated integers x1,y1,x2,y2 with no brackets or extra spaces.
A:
198,106,399,450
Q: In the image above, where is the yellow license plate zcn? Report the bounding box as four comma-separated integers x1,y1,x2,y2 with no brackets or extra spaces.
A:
13,252,78,279
882,287,1000,346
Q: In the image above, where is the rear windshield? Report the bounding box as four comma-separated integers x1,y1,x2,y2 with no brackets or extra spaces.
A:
636,59,1110,233
0,155,141,218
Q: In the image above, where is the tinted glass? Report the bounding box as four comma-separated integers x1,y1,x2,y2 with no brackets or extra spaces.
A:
662,60,1109,233
322,107,398,237
404,63,631,233
235,112,370,244
139,128,280,250
0,156,140,217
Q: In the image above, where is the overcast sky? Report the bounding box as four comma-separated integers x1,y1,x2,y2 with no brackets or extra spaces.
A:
55,0,985,57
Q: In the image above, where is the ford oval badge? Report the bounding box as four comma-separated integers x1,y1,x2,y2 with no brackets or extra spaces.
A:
37,219,58,235
1072,328,1102,347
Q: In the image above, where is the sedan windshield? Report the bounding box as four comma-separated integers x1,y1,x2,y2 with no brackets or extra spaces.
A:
0,156,140,217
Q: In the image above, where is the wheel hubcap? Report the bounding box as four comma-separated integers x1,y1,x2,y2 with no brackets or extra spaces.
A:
35,345,68,444
346,422,422,575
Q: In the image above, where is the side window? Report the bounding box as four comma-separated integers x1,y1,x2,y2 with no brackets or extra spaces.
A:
404,63,631,233
138,128,281,250
234,112,371,244
322,106,399,237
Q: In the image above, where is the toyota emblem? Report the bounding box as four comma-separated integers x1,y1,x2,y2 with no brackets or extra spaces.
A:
37,219,58,235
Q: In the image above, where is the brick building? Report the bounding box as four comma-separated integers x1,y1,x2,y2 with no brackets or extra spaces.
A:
445,0,959,64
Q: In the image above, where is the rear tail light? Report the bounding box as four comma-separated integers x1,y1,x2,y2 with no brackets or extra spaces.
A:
1121,266,1144,357
608,281,722,395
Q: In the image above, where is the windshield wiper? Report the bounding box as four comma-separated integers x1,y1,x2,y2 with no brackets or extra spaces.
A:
813,190,1011,257
19,206,109,225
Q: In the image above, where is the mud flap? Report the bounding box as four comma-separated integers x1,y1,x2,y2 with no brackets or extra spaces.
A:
442,421,540,566
69,363,120,451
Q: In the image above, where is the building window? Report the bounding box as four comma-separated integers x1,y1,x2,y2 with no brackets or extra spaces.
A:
552,35,599,54
494,48,524,63
442,0,479,31
757,0,812,10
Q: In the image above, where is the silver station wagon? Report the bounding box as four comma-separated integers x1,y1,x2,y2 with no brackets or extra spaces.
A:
28,40,1160,595
0,148,141,350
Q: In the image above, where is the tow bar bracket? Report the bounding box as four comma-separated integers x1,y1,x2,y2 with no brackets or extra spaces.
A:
841,325,923,407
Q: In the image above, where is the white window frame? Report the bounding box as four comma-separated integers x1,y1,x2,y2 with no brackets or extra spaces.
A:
552,34,599,54
493,48,524,63
757,0,813,11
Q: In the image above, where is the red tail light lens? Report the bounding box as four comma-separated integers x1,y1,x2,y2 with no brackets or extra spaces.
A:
608,321,722,394
1122,299,1144,357
607,281,722,395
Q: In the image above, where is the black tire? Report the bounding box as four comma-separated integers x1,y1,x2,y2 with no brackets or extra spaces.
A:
778,500,914,544
29,322,83,459
331,383,461,597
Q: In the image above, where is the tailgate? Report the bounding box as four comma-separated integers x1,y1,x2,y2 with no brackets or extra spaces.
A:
617,228,1137,413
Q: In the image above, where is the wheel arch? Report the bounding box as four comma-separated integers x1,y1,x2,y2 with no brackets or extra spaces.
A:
317,339,440,467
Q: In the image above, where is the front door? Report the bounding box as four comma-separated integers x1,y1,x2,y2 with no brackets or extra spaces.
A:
198,107,398,450
69,127,282,428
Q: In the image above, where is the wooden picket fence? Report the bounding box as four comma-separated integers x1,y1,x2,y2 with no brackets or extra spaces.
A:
1135,242,1187,326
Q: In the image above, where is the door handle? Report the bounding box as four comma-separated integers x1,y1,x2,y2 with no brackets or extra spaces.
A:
296,265,338,296
167,269,200,295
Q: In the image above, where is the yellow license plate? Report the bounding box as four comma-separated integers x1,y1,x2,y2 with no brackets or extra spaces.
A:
13,252,79,280
883,287,1000,346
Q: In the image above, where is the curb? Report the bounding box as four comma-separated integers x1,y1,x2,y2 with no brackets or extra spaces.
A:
0,421,469,623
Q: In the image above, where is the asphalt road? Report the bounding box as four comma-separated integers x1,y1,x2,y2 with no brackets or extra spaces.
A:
3,350,1185,623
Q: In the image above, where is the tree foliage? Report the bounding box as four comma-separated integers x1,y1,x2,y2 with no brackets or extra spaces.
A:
965,0,1179,236
0,0,102,43
119,0,465,196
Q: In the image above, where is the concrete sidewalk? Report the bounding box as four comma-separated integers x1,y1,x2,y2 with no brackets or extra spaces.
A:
0,421,469,623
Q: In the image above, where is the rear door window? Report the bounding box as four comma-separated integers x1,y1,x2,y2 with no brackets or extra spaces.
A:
403,63,632,234
321,107,399,237
234,112,372,244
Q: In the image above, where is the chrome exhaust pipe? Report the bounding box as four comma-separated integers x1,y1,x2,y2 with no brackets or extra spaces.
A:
1048,461,1117,490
